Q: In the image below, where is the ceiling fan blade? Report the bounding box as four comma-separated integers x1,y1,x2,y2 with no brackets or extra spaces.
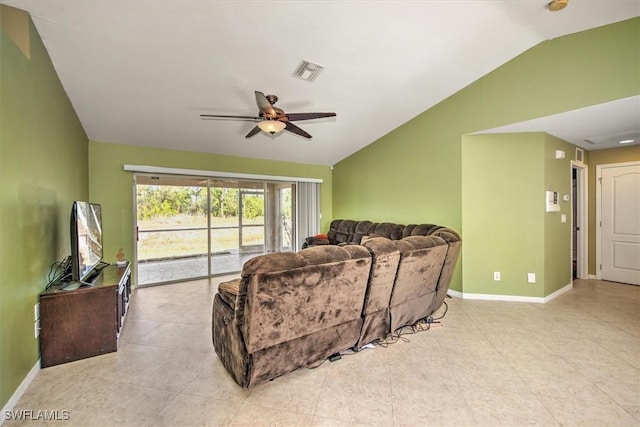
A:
245,126,261,138
285,122,312,139
255,91,276,117
200,114,261,122
285,112,336,122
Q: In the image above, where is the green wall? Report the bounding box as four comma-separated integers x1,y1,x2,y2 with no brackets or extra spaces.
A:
462,133,545,297
334,18,639,294
88,141,332,271
543,134,575,296
2,6,638,411
587,145,640,275
0,5,88,409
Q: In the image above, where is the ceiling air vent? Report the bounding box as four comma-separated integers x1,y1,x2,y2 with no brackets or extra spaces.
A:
293,60,324,82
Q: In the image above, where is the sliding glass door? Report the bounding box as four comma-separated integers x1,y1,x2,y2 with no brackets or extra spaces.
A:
209,180,265,276
134,174,301,286
135,175,209,285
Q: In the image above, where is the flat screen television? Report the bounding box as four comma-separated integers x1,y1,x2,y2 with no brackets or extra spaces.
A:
70,201,103,284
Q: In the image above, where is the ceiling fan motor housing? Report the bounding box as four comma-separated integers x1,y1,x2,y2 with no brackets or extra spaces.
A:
548,0,568,11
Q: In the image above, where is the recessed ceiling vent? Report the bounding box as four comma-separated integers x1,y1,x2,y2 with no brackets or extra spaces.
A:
293,60,325,82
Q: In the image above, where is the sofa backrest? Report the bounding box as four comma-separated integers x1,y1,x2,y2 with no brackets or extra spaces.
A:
350,220,373,244
238,245,372,354
429,228,462,314
327,219,358,245
389,235,448,329
357,237,401,348
360,237,400,315
367,222,405,240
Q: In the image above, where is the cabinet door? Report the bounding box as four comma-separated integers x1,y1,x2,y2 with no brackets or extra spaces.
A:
40,286,117,367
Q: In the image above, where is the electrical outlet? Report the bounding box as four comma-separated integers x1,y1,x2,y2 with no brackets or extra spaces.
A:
528,273,536,283
34,320,40,338
493,272,501,281
34,303,40,321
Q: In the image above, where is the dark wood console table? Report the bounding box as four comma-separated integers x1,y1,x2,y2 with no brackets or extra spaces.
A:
39,262,132,368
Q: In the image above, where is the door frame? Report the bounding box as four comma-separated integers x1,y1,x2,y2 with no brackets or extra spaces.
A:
596,160,640,281
571,161,588,280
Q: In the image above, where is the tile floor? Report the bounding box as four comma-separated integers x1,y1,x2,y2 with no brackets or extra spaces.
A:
5,278,639,426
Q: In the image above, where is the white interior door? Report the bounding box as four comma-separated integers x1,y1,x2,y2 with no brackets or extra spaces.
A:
600,162,640,285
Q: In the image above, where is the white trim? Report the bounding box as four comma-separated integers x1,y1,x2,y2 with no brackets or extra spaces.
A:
123,164,323,184
132,175,139,288
447,283,573,303
543,283,573,302
447,289,463,298
596,161,640,282
1,360,40,426
588,274,597,280
571,161,588,280
457,293,546,303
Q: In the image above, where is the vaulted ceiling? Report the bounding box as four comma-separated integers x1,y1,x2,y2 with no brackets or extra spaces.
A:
3,0,639,165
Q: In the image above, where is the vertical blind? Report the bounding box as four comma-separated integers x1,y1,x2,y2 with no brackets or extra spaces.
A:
295,181,320,251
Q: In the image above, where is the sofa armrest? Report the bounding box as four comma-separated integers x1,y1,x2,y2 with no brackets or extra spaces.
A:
304,236,331,246
218,278,240,310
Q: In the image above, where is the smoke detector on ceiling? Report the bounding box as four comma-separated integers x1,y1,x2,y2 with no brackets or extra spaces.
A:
547,0,569,11
293,60,325,82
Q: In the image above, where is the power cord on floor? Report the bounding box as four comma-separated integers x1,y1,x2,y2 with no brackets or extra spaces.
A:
374,300,449,348
306,347,360,370
307,301,450,365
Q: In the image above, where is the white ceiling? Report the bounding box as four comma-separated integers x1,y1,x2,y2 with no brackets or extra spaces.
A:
3,0,639,165
475,95,640,150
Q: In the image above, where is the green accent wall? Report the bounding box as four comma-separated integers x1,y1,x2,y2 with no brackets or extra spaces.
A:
462,133,545,297
88,141,332,271
461,132,574,298
333,18,639,295
587,145,640,275
0,5,88,409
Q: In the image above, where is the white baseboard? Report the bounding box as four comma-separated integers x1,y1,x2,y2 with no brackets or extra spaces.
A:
588,274,597,280
1,359,40,426
447,282,573,304
447,289,463,298
543,283,573,302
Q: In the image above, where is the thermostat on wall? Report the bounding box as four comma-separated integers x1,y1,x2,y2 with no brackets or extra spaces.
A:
546,191,560,212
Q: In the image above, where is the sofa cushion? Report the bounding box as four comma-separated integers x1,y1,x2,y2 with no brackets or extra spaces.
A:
241,252,308,276
369,223,404,240
334,219,356,244
350,220,373,244
326,219,343,244
299,244,359,264
410,224,442,236
401,224,417,238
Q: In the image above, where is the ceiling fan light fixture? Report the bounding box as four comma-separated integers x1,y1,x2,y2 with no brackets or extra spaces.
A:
258,120,286,135
547,0,568,11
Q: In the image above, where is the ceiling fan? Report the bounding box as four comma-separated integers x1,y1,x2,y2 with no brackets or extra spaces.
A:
200,91,336,139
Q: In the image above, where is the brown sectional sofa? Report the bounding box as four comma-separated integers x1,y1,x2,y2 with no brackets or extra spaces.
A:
212,245,372,388
212,219,461,388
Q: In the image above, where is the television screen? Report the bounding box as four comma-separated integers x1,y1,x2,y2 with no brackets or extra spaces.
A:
71,201,103,283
